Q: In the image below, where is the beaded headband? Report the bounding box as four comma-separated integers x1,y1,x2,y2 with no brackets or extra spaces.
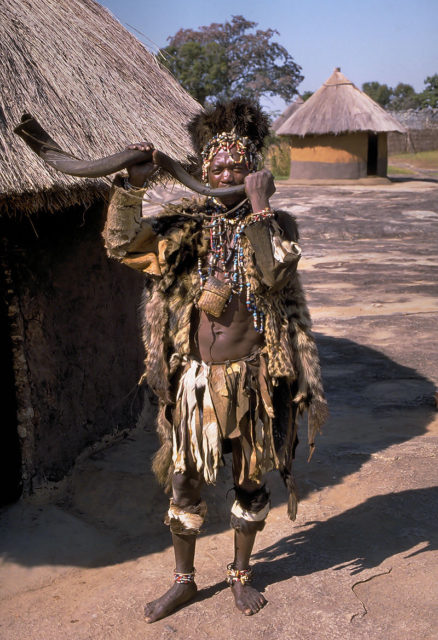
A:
201,130,261,182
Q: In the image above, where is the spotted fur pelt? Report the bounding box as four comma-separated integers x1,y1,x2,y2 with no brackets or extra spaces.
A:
139,201,328,517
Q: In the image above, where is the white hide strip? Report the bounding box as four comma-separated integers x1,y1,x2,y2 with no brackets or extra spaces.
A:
167,504,205,532
270,219,302,263
173,359,221,484
231,500,270,522
271,234,301,263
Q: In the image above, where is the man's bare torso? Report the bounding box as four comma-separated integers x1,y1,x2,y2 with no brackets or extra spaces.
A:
193,237,263,362
195,293,263,362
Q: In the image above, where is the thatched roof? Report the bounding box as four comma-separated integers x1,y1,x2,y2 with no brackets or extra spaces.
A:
0,0,201,215
277,68,405,137
271,97,303,133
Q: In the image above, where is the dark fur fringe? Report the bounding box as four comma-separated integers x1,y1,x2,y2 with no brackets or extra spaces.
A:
142,289,171,403
151,402,174,492
308,399,330,460
280,468,299,521
233,484,270,511
231,485,270,533
188,97,270,157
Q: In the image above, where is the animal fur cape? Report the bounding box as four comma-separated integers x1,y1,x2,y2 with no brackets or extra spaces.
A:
104,188,328,520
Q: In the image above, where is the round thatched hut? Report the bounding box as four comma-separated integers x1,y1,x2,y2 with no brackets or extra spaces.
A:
271,97,304,134
0,0,200,503
277,68,405,180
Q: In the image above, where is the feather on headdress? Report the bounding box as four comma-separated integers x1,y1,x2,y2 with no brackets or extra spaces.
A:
188,98,270,180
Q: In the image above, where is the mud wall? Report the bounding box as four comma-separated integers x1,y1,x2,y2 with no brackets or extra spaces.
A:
2,199,149,492
289,133,369,179
388,129,438,153
387,108,438,154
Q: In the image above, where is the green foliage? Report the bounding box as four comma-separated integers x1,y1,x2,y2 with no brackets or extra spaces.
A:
420,75,438,108
160,15,303,106
391,83,422,110
362,76,438,110
163,41,228,106
362,81,392,107
301,90,314,101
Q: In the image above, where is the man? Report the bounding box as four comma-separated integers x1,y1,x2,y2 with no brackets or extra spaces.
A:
103,99,327,622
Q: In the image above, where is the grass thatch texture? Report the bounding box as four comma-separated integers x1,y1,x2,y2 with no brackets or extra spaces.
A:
277,68,405,137
0,0,201,215
271,97,303,133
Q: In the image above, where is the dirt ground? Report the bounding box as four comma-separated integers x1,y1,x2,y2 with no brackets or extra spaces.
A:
1,177,437,640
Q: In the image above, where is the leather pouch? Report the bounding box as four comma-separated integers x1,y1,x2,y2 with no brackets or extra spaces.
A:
197,275,231,317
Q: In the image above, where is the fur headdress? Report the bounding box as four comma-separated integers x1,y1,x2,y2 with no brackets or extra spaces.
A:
188,98,270,180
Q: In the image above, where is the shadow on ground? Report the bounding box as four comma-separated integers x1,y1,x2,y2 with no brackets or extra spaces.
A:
254,486,438,584
0,334,435,573
193,485,438,599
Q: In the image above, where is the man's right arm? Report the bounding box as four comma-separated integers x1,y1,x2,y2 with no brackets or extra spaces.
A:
102,141,169,277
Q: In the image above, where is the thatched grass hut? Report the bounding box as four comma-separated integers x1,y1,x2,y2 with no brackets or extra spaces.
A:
271,97,303,134
0,0,200,503
277,68,405,180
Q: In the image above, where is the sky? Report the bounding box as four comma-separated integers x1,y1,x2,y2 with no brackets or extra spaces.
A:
99,0,437,114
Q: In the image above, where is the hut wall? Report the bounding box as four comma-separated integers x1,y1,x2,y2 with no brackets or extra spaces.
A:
289,133,369,179
2,200,153,492
0,259,22,503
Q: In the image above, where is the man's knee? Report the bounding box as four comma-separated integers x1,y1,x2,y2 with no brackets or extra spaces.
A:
172,472,202,505
230,483,270,534
165,472,206,536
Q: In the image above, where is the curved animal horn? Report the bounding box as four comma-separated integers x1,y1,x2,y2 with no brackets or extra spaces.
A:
14,114,246,198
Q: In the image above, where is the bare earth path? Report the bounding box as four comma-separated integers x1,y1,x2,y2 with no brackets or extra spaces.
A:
1,178,437,640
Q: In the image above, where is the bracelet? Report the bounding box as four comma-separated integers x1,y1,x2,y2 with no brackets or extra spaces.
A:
123,177,148,191
246,208,275,224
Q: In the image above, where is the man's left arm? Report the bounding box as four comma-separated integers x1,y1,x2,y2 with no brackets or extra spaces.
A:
243,169,301,290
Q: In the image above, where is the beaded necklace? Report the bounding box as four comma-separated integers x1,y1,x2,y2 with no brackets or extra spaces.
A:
198,198,274,333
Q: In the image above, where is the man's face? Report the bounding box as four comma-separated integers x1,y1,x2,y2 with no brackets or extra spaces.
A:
207,147,250,206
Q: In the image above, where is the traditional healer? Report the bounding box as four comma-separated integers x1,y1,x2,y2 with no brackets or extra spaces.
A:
103,98,328,621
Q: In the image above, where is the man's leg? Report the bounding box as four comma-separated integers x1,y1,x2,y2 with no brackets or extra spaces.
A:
228,441,270,615
144,470,205,623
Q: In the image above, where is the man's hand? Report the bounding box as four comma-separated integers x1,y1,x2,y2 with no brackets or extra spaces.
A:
126,142,158,188
244,169,276,212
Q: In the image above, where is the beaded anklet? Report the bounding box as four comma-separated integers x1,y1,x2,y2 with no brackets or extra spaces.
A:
174,569,196,584
226,563,253,586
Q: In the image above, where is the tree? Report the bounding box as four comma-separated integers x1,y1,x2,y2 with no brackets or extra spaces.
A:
160,15,303,106
362,81,393,107
301,90,314,102
419,74,438,108
162,41,228,106
391,83,421,110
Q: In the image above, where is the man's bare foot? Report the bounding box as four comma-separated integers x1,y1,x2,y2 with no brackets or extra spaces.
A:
231,582,267,615
144,582,197,623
